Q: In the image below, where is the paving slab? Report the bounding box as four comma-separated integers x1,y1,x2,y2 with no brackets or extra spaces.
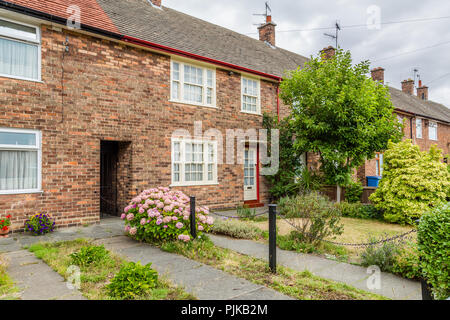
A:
209,234,421,300
4,250,86,300
99,236,293,300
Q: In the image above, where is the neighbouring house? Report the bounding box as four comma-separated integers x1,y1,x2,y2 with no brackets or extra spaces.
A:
0,0,308,231
0,0,448,231
358,68,450,186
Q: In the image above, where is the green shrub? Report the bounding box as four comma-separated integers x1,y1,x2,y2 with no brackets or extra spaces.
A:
211,218,262,240
337,202,383,220
418,203,450,300
360,236,401,273
236,206,257,220
370,140,450,225
107,261,158,300
392,241,421,280
344,181,363,203
278,192,343,245
69,245,110,267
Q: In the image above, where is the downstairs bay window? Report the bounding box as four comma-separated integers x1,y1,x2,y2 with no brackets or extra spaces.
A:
0,128,41,194
171,139,217,186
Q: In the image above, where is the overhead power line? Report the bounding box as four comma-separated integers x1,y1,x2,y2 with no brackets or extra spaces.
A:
427,72,450,85
371,39,450,62
246,15,450,35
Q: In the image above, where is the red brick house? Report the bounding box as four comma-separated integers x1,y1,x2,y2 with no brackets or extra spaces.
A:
0,0,448,231
0,0,308,230
358,68,450,185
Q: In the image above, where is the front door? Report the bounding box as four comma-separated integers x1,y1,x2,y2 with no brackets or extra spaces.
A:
100,141,119,217
244,146,257,201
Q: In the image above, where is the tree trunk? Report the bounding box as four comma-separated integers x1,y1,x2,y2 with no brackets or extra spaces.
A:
336,184,341,203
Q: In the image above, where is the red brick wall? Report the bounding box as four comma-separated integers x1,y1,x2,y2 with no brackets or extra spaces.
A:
0,24,282,231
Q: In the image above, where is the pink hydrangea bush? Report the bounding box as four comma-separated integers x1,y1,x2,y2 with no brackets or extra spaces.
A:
121,187,213,242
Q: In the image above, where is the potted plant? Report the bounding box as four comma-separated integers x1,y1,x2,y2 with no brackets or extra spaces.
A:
0,215,11,237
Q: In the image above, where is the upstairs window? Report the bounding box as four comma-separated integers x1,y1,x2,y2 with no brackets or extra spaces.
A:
416,118,422,139
429,121,437,141
171,60,216,107
0,128,41,194
241,77,260,114
0,18,41,81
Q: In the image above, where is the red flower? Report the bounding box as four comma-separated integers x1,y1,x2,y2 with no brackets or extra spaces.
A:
6,215,11,219
2,226,7,231
0,220,4,224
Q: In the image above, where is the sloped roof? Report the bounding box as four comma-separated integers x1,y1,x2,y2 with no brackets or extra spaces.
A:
1,0,448,122
389,87,450,123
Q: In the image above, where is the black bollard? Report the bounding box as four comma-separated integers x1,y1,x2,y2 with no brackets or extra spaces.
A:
190,196,197,239
268,204,277,273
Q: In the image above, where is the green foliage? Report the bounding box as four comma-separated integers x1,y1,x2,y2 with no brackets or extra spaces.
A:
337,202,383,220
278,192,343,244
236,206,257,220
280,49,403,186
392,241,421,280
107,261,159,300
370,140,450,225
211,218,263,239
69,245,110,267
262,113,309,199
418,203,450,300
360,236,401,273
344,181,363,203
24,213,55,236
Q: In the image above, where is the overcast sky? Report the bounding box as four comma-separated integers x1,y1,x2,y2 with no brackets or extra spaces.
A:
164,0,450,108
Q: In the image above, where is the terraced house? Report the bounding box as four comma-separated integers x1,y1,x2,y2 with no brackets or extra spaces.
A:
0,0,448,231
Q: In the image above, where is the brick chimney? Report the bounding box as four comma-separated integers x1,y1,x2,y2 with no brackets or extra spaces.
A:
149,0,161,7
321,46,336,60
258,15,277,46
401,79,414,95
416,80,429,100
371,67,385,84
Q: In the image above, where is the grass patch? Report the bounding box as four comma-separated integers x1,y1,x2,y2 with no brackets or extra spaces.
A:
28,239,195,300
160,236,387,300
0,255,19,300
211,218,265,240
255,217,415,262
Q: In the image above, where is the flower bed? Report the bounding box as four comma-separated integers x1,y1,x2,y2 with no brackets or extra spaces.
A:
122,187,213,242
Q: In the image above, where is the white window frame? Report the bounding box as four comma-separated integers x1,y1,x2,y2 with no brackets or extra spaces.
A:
416,118,423,139
428,121,438,141
375,152,383,176
0,127,42,195
241,76,261,115
170,60,216,108
170,138,218,187
0,16,42,82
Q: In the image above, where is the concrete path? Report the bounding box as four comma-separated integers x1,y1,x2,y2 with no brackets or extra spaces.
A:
95,236,292,300
3,250,85,300
0,218,291,300
209,234,421,300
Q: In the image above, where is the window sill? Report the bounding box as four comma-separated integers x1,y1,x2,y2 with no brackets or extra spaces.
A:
240,110,262,116
0,73,43,83
170,182,219,187
0,189,43,195
169,99,217,109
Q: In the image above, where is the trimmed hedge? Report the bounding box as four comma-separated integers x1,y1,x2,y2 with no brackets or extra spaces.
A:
418,202,450,300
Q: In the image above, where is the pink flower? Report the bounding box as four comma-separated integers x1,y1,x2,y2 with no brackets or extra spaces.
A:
176,222,184,229
124,225,131,232
183,215,189,221
126,213,134,221
157,202,164,209
139,207,145,214
172,216,178,221
198,225,204,231
163,225,168,229
120,213,126,220
156,219,163,225
140,218,146,225
206,217,214,225
129,227,137,235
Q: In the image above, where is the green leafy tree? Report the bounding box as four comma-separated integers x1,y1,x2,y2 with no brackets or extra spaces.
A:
370,140,450,225
280,49,403,192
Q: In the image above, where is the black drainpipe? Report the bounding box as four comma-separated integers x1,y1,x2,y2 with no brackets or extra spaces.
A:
410,117,414,139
